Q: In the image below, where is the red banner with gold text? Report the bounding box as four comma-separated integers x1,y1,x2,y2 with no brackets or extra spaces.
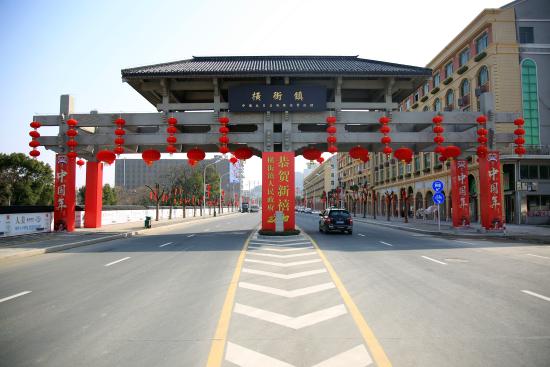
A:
450,159,471,227
478,151,504,230
262,152,295,231
53,154,76,231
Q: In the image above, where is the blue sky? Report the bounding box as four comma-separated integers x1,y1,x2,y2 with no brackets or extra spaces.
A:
0,0,507,187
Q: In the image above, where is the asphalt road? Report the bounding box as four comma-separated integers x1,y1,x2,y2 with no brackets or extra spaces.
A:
1,211,549,367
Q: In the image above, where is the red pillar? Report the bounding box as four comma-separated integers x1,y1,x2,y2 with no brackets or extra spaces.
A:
478,151,504,230
450,159,471,227
262,152,295,231
54,154,76,232
84,161,103,228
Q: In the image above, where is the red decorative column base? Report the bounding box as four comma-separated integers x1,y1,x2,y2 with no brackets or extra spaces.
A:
261,152,295,231
84,161,103,228
54,154,76,232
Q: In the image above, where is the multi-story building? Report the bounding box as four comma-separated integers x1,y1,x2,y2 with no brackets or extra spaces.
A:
338,0,549,224
303,156,338,210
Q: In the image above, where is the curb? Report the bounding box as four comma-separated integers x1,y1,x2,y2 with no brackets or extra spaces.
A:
354,218,550,244
0,211,240,263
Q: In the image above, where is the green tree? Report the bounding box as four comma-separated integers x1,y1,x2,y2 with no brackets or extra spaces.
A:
78,186,86,205
102,184,117,205
0,153,54,206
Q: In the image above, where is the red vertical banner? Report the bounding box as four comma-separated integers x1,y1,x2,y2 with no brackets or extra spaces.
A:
450,159,471,227
262,152,295,231
478,151,504,230
53,154,76,231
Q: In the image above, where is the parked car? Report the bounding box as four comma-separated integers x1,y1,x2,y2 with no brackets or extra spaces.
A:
249,204,260,212
319,208,353,234
241,203,249,212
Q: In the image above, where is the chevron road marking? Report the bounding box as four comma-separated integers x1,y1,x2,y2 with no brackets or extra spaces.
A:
234,303,347,329
242,268,327,279
225,342,294,367
246,251,317,259
311,345,373,367
239,281,335,297
249,241,312,247
248,246,314,252
251,237,306,243
244,258,322,267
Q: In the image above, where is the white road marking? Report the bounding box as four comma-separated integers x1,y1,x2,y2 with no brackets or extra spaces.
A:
249,241,312,247
187,234,195,238
104,257,131,267
527,253,550,260
455,240,476,245
244,258,322,267
522,290,550,302
234,303,347,329
226,342,294,367
312,345,373,367
239,281,335,298
242,268,327,279
421,256,447,265
250,238,308,244
379,241,393,247
248,246,314,252
159,242,173,248
246,251,317,259
0,291,31,304
358,233,365,237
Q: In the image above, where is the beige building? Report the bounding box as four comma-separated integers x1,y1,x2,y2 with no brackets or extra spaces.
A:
303,156,338,211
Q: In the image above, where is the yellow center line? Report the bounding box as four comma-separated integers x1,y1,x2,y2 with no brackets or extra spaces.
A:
300,227,393,367
205,227,255,367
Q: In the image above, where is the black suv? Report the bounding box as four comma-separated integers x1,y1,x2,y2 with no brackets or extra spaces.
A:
318,209,353,234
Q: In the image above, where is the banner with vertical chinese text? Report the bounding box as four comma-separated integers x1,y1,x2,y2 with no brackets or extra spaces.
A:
478,151,504,230
53,154,76,231
262,152,295,231
450,159,471,227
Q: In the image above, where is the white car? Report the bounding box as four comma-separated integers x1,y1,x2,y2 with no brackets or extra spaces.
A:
303,208,312,214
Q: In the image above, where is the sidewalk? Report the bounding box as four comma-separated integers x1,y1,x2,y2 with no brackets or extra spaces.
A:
0,210,239,263
350,214,550,244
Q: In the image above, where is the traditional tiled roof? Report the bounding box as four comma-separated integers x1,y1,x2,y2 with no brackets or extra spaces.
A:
121,56,431,78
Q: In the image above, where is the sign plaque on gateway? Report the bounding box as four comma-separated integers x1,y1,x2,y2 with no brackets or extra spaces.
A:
229,85,326,112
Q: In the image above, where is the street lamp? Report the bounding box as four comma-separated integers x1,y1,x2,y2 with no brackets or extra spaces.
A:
203,158,223,216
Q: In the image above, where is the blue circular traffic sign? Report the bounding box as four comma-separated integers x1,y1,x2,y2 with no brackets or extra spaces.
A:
433,192,445,204
432,180,444,193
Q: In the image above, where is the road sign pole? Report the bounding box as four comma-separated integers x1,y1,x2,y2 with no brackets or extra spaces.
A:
438,203,441,232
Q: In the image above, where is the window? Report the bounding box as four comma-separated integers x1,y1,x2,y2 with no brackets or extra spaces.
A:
460,79,470,97
520,164,539,179
414,156,421,171
433,72,440,87
459,48,470,66
433,98,441,112
527,195,550,212
478,66,489,86
424,153,432,170
521,59,540,145
423,82,429,96
476,32,488,54
445,62,453,78
414,92,419,102
540,165,550,180
406,99,411,110
423,106,430,112
445,90,454,109
519,27,534,43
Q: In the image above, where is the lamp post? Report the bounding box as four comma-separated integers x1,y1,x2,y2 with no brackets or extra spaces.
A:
219,171,230,214
203,158,222,216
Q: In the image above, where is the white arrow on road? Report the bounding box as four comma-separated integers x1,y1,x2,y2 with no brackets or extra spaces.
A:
246,251,317,259
233,303,347,329
239,281,335,297
245,258,322,267
242,268,326,279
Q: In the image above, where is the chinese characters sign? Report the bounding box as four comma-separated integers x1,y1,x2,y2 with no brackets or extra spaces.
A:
229,85,326,112
450,159,470,227
262,152,295,231
54,154,76,231
478,151,504,230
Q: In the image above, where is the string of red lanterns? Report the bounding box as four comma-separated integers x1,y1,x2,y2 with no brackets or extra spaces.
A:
218,116,230,154
65,118,79,159
432,115,445,161
476,115,488,158
29,121,41,158
113,118,126,156
326,115,337,153
513,118,526,156
379,116,392,157
166,116,178,155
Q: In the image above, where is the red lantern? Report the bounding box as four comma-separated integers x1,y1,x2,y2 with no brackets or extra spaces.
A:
167,136,177,144
229,156,238,165
219,135,229,144
302,147,322,161
29,140,40,148
379,116,390,125
514,137,525,145
477,128,488,136
67,140,78,148
477,136,488,144
515,146,526,155
317,157,325,163
219,145,230,154
96,150,116,165
29,130,40,138
113,146,125,155
115,118,126,126
114,137,125,145
434,135,445,144
188,159,197,166
115,128,125,136
30,121,41,129
219,126,229,134
142,149,161,166
394,147,413,163
349,146,365,159
432,115,443,124
328,145,338,154
435,145,445,155
218,116,230,125
77,159,85,167
167,117,178,126
166,145,177,154
187,147,206,162
514,128,525,136
326,116,337,124
433,125,444,134
443,145,461,160
66,129,78,137
383,146,393,156
379,125,391,134
167,126,178,134
381,136,392,145
359,153,370,163
476,145,488,158
438,155,447,162
327,135,337,144
66,118,78,127
29,150,40,158
476,115,487,124
234,147,253,160
326,126,337,134
67,151,78,159
514,118,525,126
